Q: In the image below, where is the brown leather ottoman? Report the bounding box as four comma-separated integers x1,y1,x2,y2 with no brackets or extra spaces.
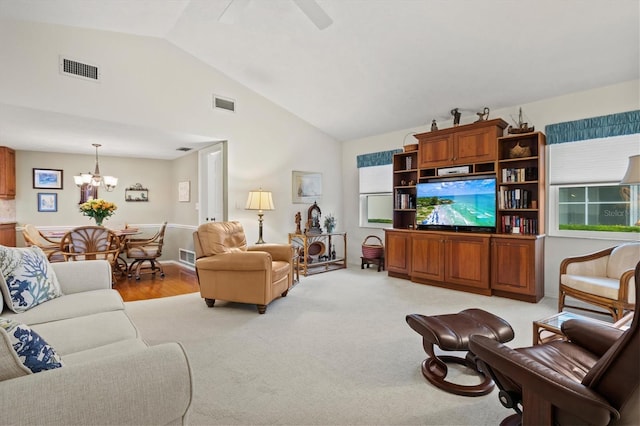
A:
406,308,514,396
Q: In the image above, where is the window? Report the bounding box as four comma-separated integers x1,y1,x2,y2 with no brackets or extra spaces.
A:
546,112,640,239
357,150,399,229
557,184,638,233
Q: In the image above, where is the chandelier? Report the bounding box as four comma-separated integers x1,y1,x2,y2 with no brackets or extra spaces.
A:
73,144,118,192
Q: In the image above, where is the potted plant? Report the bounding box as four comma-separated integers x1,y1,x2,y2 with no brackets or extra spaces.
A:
324,214,336,233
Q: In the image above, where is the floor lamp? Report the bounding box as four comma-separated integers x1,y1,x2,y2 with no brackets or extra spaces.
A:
246,189,275,244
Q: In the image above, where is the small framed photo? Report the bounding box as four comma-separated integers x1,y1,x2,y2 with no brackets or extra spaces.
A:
33,168,63,189
178,181,190,202
37,193,58,212
292,171,322,204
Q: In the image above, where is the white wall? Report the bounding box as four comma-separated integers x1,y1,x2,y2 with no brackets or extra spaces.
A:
0,19,342,245
342,79,640,299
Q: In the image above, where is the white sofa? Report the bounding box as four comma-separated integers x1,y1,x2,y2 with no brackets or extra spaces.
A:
0,260,192,425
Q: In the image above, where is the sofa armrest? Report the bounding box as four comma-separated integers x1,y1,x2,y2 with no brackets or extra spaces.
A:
248,244,293,262
469,335,618,426
51,260,112,294
0,342,192,425
561,319,624,357
196,251,271,271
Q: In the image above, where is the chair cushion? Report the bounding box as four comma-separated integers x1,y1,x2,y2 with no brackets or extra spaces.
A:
0,317,63,381
0,246,63,313
271,260,290,284
607,243,640,279
127,245,160,258
517,340,598,383
196,221,248,256
561,274,620,299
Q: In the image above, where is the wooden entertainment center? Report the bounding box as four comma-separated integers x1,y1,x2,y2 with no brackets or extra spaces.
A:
386,119,546,303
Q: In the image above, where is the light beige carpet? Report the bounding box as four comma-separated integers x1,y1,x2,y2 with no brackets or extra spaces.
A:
125,267,557,425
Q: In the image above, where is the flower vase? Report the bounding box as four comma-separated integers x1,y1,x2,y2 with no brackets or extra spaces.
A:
325,225,334,234
94,218,104,226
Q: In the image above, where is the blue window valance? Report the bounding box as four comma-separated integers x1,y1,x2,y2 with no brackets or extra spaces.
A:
545,110,640,144
357,149,402,168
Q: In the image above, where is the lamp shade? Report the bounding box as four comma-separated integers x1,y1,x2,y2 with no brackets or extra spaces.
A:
621,154,640,185
245,190,275,211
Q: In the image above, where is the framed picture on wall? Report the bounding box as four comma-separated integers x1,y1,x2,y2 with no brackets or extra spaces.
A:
37,193,58,212
292,171,322,204
33,168,63,189
178,181,190,202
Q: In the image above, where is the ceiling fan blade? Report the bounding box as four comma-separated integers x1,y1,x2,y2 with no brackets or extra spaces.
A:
219,0,251,24
293,0,333,30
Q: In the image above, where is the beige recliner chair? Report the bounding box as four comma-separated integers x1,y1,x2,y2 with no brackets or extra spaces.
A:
193,221,293,314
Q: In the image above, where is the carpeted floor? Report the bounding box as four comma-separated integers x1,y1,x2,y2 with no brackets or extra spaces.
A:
125,267,557,425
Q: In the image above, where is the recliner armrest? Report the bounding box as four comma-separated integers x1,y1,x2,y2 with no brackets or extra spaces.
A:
561,319,624,357
248,244,292,262
469,335,618,426
195,251,271,271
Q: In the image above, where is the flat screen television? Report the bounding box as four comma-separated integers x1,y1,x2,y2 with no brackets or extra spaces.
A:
416,176,497,232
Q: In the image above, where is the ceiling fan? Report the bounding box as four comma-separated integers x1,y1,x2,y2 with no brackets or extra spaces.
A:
219,0,333,30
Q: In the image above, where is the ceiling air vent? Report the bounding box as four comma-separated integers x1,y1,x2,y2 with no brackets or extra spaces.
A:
176,147,192,152
59,56,100,82
213,95,235,113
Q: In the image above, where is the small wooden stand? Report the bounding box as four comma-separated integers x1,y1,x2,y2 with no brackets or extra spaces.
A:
361,256,385,272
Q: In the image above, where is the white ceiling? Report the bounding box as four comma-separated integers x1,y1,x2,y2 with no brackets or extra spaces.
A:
0,0,638,159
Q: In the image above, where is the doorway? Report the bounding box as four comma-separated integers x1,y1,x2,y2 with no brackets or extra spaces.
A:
198,142,227,224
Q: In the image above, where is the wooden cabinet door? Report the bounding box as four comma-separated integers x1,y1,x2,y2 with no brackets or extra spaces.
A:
491,237,544,301
0,147,16,199
418,135,453,168
0,223,16,247
411,233,444,281
385,231,412,275
444,234,490,289
453,127,497,165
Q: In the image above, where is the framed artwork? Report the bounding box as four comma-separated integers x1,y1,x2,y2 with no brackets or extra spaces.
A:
33,168,63,189
37,193,57,212
292,171,322,203
178,181,190,202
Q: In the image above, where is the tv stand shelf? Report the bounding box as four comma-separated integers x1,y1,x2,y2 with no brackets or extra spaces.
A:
389,121,546,303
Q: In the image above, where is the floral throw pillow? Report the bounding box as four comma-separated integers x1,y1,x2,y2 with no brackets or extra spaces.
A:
0,317,63,380
0,246,63,313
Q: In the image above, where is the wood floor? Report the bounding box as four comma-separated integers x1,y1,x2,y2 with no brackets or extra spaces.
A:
113,262,200,302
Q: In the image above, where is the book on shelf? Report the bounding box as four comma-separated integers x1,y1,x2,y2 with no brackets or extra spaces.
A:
501,167,537,183
395,192,414,209
500,215,538,235
499,186,532,209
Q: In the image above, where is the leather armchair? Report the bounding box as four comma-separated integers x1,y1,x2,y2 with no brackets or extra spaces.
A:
193,221,293,314
469,261,640,426
559,242,639,321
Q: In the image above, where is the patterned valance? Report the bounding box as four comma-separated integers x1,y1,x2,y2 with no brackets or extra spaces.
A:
545,110,640,144
357,149,402,168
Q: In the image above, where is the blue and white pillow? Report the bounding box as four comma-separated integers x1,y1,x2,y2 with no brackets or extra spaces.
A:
0,317,63,380
0,246,63,313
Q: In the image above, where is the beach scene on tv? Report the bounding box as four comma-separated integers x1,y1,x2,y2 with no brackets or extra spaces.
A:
416,178,496,227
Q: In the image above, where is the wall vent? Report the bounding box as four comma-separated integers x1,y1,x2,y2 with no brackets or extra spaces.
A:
59,56,100,81
178,248,196,266
213,95,236,112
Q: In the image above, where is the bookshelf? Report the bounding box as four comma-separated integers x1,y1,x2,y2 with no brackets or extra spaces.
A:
496,132,546,236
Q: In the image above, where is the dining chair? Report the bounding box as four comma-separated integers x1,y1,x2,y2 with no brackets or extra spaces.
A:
59,226,121,283
22,224,64,262
125,222,167,280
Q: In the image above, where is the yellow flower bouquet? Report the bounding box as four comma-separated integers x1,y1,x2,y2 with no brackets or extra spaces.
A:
79,199,117,226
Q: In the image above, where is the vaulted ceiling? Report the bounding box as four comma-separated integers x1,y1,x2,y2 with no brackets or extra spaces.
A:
0,0,638,158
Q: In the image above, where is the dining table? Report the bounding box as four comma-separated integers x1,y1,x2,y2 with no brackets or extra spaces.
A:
43,227,141,275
